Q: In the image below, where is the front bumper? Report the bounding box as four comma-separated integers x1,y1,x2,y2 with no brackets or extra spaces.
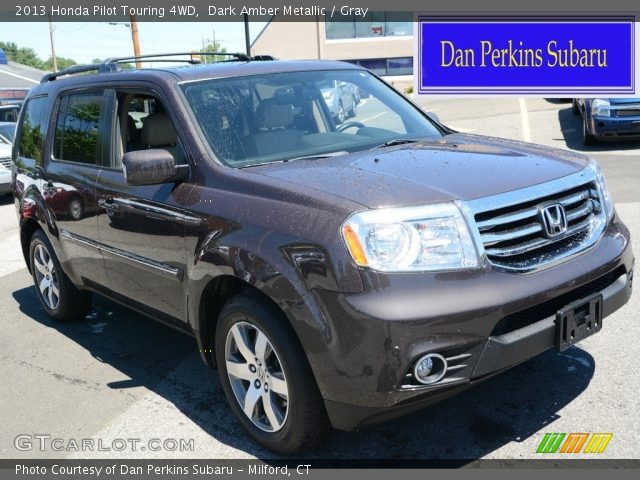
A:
304,217,633,430
589,115,640,140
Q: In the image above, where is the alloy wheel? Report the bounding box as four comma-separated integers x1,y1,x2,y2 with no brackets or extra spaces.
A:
225,321,289,432
33,244,60,310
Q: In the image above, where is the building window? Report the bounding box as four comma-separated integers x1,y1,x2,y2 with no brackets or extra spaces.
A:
325,13,412,39
387,57,413,76
347,57,413,76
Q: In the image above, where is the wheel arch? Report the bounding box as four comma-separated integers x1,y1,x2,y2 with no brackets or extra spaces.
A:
194,271,321,371
20,217,42,273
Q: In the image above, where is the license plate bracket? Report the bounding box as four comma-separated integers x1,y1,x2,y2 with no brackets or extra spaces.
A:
554,293,603,351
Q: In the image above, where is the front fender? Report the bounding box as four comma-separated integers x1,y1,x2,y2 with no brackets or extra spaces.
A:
186,228,349,402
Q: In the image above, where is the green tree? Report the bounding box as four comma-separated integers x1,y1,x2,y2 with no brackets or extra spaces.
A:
44,56,76,70
0,41,44,69
200,38,228,63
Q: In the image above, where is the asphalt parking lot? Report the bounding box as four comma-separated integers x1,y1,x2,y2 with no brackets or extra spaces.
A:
0,98,638,461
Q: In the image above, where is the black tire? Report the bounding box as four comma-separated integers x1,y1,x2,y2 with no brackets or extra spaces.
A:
69,197,84,220
348,96,358,118
215,293,330,454
582,116,597,146
29,230,91,322
335,101,345,124
572,99,580,116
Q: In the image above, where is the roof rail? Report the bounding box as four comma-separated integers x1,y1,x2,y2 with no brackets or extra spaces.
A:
251,55,278,61
103,51,251,64
40,51,275,83
40,63,118,83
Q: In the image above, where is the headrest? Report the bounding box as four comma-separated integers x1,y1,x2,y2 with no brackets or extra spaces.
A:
141,113,177,147
255,99,293,129
198,101,224,131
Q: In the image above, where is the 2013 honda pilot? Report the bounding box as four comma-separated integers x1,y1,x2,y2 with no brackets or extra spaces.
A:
12,54,633,453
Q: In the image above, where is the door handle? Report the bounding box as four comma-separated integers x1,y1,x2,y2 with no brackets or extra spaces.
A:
98,198,120,213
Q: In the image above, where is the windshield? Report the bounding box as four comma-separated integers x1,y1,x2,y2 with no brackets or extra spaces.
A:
0,124,15,143
180,69,443,167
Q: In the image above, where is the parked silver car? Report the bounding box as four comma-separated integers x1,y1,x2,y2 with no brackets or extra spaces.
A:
0,137,12,195
319,79,359,124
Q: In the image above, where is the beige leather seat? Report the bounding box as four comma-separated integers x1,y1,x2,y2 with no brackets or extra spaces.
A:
141,113,177,157
253,99,301,156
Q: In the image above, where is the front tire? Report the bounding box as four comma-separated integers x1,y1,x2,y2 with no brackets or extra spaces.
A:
29,230,91,322
583,116,597,145
335,102,345,124
348,96,358,118
215,293,329,454
572,99,580,115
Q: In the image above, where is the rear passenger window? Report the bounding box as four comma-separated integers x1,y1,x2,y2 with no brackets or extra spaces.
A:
18,96,48,163
54,92,103,164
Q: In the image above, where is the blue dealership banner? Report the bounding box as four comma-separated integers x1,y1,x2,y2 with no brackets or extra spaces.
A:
416,17,635,95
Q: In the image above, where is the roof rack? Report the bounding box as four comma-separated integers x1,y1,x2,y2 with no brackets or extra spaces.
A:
41,51,270,83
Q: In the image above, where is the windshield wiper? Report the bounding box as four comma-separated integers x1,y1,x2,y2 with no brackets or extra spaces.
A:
242,150,349,168
375,138,423,148
286,150,349,162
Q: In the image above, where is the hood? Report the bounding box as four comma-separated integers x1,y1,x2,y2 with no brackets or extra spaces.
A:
606,97,640,105
249,133,590,209
0,143,12,157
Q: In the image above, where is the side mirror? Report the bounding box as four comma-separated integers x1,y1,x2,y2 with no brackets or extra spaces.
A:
122,149,188,186
425,111,440,123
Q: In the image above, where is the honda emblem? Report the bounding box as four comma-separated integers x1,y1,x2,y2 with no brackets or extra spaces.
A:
540,203,568,238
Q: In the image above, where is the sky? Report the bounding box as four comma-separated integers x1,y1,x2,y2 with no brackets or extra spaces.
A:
0,21,268,65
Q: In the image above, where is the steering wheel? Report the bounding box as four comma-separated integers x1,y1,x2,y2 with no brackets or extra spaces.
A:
337,121,366,132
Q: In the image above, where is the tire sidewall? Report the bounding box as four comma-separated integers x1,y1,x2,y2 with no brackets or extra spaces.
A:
583,115,596,145
336,102,345,124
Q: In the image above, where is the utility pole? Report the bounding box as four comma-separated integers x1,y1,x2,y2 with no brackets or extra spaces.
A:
48,17,57,72
244,14,251,57
129,14,141,68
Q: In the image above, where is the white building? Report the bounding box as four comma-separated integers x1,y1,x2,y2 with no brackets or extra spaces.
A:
251,15,414,91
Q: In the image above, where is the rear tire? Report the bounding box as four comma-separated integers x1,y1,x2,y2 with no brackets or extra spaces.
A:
29,230,91,322
69,198,83,220
215,293,330,454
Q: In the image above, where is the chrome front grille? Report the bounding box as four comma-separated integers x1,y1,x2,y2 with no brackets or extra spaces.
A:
614,103,640,117
468,171,606,272
615,109,640,117
0,157,11,168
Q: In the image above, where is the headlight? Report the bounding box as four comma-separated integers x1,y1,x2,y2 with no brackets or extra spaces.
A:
591,98,611,117
341,203,480,272
587,158,614,221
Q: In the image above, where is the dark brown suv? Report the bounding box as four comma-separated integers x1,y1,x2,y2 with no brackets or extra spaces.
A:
12,54,633,454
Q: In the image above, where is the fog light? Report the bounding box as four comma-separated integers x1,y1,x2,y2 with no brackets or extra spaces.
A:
413,353,447,385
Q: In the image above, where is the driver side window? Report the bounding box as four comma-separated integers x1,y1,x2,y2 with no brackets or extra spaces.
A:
112,92,186,168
